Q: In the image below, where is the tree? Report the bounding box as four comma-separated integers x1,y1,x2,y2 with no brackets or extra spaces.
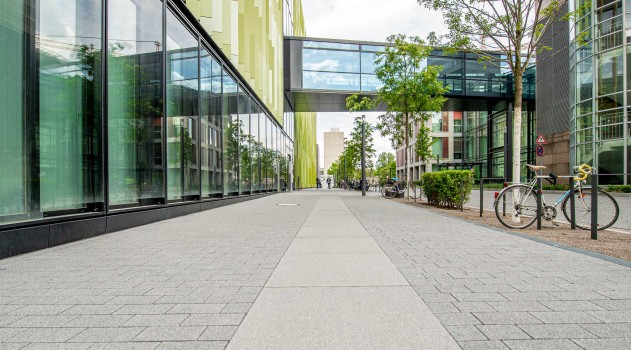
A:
346,116,376,173
417,0,575,186
414,122,435,177
347,35,448,199
375,152,396,184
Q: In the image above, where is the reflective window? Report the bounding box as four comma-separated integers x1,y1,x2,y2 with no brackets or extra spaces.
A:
303,72,360,90
166,10,199,201
303,48,360,73
251,105,261,192
304,41,359,50
222,73,239,195
108,0,164,207
238,91,251,194
200,47,223,197
1,0,104,223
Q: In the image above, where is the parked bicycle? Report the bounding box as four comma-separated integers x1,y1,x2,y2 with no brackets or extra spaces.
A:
494,164,619,230
381,178,422,199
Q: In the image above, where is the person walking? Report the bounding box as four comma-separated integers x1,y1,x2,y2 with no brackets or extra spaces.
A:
316,177,321,189
326,177,331,189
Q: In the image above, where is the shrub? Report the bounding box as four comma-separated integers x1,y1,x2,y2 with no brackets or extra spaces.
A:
606,185,631,193
422,170,474,208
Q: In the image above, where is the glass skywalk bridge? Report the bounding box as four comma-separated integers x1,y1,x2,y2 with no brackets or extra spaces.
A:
284,37,535,112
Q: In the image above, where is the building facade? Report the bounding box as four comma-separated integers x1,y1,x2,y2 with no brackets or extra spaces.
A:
567,0,628,185
0,0,308,258
324,128,345,175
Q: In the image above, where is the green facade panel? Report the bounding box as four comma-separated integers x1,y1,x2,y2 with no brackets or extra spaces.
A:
294,112,317,188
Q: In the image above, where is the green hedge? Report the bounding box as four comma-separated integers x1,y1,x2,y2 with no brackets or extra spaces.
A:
606,185,631,193
422,170,474,208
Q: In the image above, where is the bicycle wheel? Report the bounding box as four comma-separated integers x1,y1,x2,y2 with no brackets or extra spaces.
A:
494,184,538,229
382,185,397,199
561,187,619,230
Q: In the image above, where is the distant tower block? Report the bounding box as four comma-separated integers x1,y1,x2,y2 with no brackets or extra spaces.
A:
324,128,345,175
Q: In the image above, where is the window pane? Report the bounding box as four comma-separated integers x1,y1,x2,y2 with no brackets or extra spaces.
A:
303,48,360,73
303,71,360,90
2,0,103,224
239,91,251,193
251,105,261,192
597,47,623,95
223,73,239,195
108,0,164,207
200,47,222,197
166,10,199,200
304,41,359,50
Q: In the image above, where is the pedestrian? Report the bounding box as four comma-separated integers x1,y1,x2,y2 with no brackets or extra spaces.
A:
316,177,321,189
326,177,331,189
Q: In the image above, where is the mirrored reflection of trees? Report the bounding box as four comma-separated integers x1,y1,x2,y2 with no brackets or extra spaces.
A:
108,41,164,206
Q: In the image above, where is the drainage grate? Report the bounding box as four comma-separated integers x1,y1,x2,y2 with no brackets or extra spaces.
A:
276,203,300,206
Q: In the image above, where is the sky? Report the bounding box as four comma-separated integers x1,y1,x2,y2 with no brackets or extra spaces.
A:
302,0,446,168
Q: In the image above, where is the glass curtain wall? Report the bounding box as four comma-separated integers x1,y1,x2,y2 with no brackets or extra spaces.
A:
1,0,103,224
239,90,251,194
108,0,164,207
570,0,626,184
222,73,239,195
200,47,223,197
166,10,200,201
0,0,293,228
251,105,261,192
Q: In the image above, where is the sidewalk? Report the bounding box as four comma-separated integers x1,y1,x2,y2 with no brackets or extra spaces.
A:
0,189,630,349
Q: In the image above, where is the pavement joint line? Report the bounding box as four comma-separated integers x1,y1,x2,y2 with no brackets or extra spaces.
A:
389,198,631,269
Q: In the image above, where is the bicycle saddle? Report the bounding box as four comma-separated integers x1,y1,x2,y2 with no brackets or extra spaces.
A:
526,164,546,171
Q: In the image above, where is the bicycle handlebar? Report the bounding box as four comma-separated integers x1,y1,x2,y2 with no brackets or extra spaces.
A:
573,164,591,181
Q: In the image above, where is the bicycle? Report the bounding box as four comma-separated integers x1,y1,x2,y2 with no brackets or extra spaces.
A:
381,178,422,199
494,164,619,230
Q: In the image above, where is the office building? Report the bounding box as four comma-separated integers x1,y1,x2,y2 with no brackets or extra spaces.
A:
324,128,345,175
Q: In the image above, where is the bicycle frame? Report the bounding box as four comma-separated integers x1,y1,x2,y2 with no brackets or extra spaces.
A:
513,175,590,213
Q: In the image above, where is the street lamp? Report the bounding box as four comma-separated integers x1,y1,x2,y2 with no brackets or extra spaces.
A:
361,114,366,197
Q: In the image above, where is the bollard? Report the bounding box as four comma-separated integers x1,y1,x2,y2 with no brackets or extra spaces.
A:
537,177,542,230
479,179,484,217
460,178,465,211
591,174,598,240
569,176,576,230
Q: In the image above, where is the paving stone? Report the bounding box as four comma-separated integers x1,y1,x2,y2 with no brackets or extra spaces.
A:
488,301,550,312
453,302,496,313
586,310,631,323
476,325,531,340
66,315,133,327
6,315,78,328
530,311,602,324
473,312,542,325
579,323,631,337
540,301,606,312
220,303,252,314
7,328,85,343
154,341,227,350
436,312,481,326
198,325,238,341
123,314,189,327
445,325,487,341
458,340,510,349
167,304,225,314
452,292,508,302
503,339,583,349
69,327,145,342
181,313,244,326
518,324,597,339
572,337,631,350
425,302,460,313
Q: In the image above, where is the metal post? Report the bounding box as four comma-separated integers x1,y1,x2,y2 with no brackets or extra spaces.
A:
480,178,484,217
460,178,464,212
537,177,542,230
361,115,366,197
569,176,576,230
591,174,598,240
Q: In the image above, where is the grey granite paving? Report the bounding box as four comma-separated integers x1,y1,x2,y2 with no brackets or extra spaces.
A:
343,193,631,349
0,193,316,349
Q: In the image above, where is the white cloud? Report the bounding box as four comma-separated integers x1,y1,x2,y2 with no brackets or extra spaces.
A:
302,0,447,42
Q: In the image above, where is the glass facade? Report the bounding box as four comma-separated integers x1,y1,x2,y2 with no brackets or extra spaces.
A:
300,39,536,99
570,0,628,184
0,0,291,227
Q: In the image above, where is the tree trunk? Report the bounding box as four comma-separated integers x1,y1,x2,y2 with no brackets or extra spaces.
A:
511,73,523,223
405,113,410,200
